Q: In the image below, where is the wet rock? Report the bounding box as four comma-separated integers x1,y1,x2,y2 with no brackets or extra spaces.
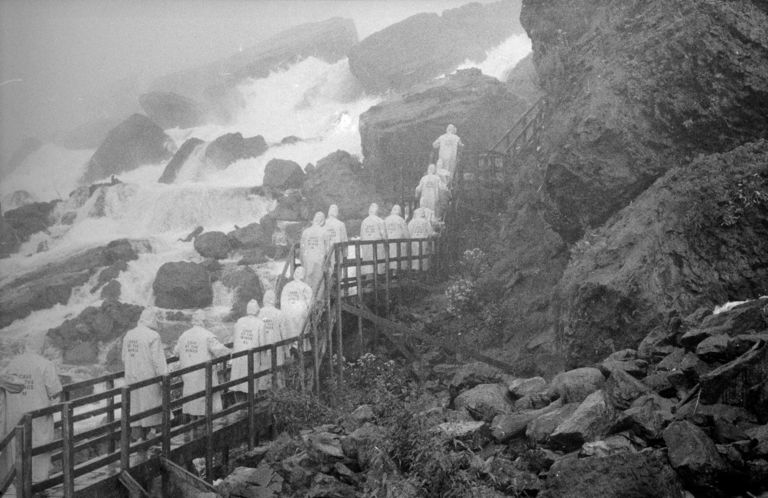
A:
612,394,675,441
219,265,264,319
82,114,172,183
0,213,20,258
604,368,651,410
304,431,344,461
434,421,487,440
100,279,121,301
307,473,357,498
700,342,768,404
303,150,378,220
158,137,204,184
216,462,283,498
600,354,648,379
637,325,677,362
550,390,616,452
491,400,562,443
4,200,58,243
676,402,757,428
205,133,268,169
194,231,232,259
641,372,677,398
152,261,213,309
508,376,547,399
237,248,268,266
227,222,270,249
348,0,521,93
454,383,513,421
138,91,205,129
663,420,728,495
695,334,730,362
526,402,580,444
540,450,684,498
580,433,637,458
341,423,385,469
350,405,375,425
546,367,605,404
263,159,304,190
514,392,552,410
488,458,543,495
448,362,505,391
746,424,768,457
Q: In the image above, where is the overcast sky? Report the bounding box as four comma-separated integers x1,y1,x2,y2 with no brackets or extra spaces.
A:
0,0,496,163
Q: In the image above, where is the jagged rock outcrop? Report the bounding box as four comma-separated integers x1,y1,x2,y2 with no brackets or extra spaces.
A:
3,200,58,243
303,150,378,219
0,239,139,328
81,114,173,183
205,133,268,169
138,91,205,129
152,261,213,309
148,18,357,120
348,0,523,93
158,137,204,183
218,265,264,319
359,69,528,199
263,159,304,190
0,211,20,258
557,141,768,366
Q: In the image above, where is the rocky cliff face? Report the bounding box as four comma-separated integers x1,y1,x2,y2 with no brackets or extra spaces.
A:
490,0,768,368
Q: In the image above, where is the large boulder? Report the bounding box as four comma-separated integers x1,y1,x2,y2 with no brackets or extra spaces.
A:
663,420,729,495
348,0,523,93
0,239,139,327
604,368,651,410
194,231,232,259
227,223,271,249
526,402,580,444
82,114,173,183
263,159,304,190
549,390,616,452
3,200,58,243
540,450,684,498
303,150,379,219
454,383,513,421
204,133,268,170
47,300,142,364
611,394,675,441
0,206,20,257
158,137,204,184
152,261,213,309
138,91,205,129
490,399,562,442
148,18,357,119
219,266,264,319
359,69,528,200
545,367,605,404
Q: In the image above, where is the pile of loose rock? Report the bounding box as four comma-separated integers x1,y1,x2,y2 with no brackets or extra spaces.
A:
217,298,768,497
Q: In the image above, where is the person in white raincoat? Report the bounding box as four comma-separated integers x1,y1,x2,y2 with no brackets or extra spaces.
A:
360,203,387,275
230,300,264,400
301,212,329,292
122,308,168,440
415,164,446,218
258,290,288,388
0,374,23,480
3,335,62,483
324,204,348,246
173,311,231,418
384,204,409,270
407,208,435,271
280,267,313,353
432,124,464,182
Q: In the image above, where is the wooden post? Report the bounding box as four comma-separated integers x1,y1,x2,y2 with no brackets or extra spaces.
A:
120,386,131,471
335,246,344,384
298,330,306,394
270,345,278,390
355,241,363,350
418,239,424,275
313,311,320,395
17,415,32,498
396,236,404,301
106,378,116,454
384,240,391,318
325,265,334,389
204,362,213,479
372,241,379,345
161,375,171,457
247,350,256,449
61,402,74,497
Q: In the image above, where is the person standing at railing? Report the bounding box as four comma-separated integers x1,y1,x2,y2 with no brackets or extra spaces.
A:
258,290,288,388
408,208,435,271
415,164,446,219
3,335,62,483
122,308,168,442
360,203,387,275
173,311,232,424
384,204,409,270
230,300,265,402
301,212,330,292
0,374,23,481
280,267,313,354
324,204,348,246
432,124,464,186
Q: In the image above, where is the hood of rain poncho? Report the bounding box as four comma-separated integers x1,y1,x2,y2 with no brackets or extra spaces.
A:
328,204,339,219
312,212,325,226
246,299,260,315
391,204,402,216
368,203,379,217
293,267,306,281
263,290,277,307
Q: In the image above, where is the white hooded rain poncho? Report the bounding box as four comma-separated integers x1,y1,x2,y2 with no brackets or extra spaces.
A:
301,211,329,292
432,124,464,181
384,204,410,269
360,203,387,275
280,267,313,352
230,300,264,393
3,334,62,482
173,311,231,416
122,308,168,428
415,164,446,219
258,290,288,386
324,204,348,246
408,208,435,271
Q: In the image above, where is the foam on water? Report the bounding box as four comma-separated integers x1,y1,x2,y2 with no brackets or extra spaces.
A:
455,33,532,81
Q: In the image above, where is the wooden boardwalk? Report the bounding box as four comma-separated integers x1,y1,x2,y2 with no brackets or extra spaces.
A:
1,99,548,497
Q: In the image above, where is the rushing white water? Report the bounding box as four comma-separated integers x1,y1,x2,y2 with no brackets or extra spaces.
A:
0,34,531,378
455,33,532,82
